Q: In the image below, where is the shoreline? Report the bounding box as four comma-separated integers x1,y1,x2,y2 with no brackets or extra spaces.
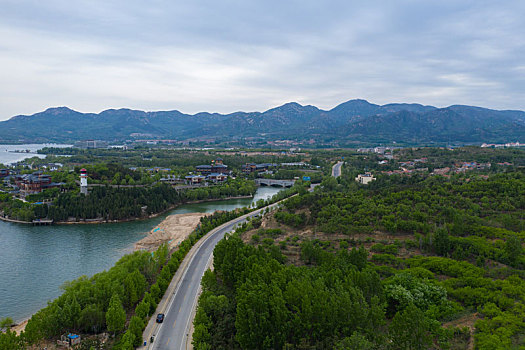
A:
0,194,254,226
134,212,209,252
10,318,29,336
6,196,253,333
0,215,31,224
2,190,272,328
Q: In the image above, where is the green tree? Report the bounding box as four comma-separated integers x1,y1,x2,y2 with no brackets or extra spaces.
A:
0,330,24,350
334,332,374,349
106,294,126,335
78,305,105,334
135,299,150,320
119,330,135,350
505,236,522,266
0,317,14,330
128,315,145,347
388,304,433,350
433,227,451,256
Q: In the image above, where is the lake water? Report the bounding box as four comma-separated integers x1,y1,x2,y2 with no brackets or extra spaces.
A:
0,144,71,165
0,186,282,322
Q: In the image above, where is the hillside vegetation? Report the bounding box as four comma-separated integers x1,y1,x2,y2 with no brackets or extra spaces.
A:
193,150,525,349
1,100,523,145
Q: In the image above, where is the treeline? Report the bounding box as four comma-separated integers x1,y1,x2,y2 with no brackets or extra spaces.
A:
0,208,255,349
2,179,256,222
39,147,304,171
0,244,171,349
193,235,459,349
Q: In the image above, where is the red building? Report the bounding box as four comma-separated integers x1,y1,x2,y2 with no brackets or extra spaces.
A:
15,172,62,194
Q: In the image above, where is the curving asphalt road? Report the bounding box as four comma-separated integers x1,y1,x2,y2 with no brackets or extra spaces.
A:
142,179,331,349
142,203,280,350
332,161,343,178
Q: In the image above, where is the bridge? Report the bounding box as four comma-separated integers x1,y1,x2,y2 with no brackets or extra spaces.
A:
255,179,295,187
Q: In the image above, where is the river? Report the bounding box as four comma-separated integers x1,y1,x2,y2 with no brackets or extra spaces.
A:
0,186,282,322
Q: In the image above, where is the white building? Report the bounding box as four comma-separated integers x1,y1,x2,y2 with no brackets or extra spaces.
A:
80,168,88,195
355,172,376,185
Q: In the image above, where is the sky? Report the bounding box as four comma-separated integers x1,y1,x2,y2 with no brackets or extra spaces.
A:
0,0,524,120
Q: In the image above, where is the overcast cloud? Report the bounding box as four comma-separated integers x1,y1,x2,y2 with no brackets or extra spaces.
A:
0,0,524,120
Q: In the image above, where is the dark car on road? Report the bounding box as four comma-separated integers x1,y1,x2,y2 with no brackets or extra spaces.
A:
156,313,165,323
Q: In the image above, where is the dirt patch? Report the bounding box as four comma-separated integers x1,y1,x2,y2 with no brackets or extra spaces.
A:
443,312,479,331
443,312,479,350
10,319,28,336
135,212,209,251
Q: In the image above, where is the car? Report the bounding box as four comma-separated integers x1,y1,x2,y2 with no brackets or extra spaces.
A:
156,313,165,323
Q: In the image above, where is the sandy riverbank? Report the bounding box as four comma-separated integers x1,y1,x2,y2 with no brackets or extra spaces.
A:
134,212,210,251
10,319,28,335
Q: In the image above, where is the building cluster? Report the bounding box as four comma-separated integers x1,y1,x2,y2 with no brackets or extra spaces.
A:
195,158,230,175
431,162,491,176
186,158,231,185
40,163,63,171
357,146,400,155
11,171,64,195
146,167,172,173
242,163,277,174
382,168,428,176
481,142,521,148
74,140,109,149
399,158,427,167
454,162,491,172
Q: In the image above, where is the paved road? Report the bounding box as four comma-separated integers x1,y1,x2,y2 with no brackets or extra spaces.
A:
142,203,279,350
142,181,325,350
332,161,343,178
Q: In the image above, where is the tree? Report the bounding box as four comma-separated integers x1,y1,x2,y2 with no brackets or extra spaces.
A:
63,295,81,330
78,305,105,334
135,299,150,320
150,283,161,303
334,332,374,350
433,227,451,256
389,304,433,350
119,330,135,350
0,329,24,350
505,236,522,267
0,317,14,330
128,315,145,347
106,294,126,335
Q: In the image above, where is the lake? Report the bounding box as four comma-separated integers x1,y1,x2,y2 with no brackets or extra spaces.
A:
0,186,282,322
0,144,71,165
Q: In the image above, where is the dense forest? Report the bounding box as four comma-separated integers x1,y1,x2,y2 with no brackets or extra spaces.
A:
0,179,256,222
193,158,524,349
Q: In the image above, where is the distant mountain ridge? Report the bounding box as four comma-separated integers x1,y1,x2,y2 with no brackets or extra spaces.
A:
1,99,523,145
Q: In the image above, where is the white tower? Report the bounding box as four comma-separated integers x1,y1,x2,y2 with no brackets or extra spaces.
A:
80,168,88,195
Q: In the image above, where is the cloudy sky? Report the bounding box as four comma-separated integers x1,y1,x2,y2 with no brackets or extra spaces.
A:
0,0,524,120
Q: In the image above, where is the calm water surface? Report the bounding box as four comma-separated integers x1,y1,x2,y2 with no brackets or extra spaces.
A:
0,144,71,165
0,187,282,321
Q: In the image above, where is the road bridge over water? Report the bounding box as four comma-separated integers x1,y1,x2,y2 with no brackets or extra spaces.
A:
255,178,295,187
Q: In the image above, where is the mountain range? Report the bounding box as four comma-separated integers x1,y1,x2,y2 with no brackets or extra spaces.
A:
0,99,523,145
